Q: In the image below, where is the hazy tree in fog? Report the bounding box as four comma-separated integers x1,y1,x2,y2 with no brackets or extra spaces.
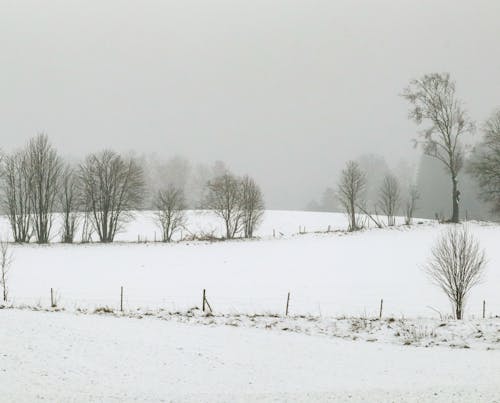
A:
337,161,366,231
469,109,500,215
204,173,243,239
240,175,265,238
356,154,389,210
425,226,486,320
378,173,400,226
26,134,63,243
1,151,32,242
79,150,144,243
154,186,186,242
0,239,12,302
404,185,420,225
59,165,79,243
403,73,474,223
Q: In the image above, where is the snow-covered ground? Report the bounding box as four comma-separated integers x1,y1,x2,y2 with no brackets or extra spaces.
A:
3,211,499,318
1,309,499,402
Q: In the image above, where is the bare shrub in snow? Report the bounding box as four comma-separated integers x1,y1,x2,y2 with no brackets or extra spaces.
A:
26,134,63,243
1,151,33,242
240,175,265,238
425,226,486,319
154,186,186,242
0,240,13,302
79,150,144,243
378,173,400,226
337,161,366,231
404,185,420,225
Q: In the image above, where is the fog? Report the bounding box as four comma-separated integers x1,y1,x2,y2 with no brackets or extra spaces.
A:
1,0,499,209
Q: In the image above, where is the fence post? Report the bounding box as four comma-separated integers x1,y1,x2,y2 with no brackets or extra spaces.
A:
483,300,486,319
379,298,383,319
285,292,290,316
202,289,206,312
120,286,123,312
50,288,54,308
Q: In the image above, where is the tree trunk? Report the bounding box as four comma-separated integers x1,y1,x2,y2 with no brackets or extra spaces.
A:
451,177,459,223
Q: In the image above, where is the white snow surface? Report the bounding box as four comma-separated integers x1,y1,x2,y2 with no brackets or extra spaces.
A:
3,211,499,318
1,309,499,402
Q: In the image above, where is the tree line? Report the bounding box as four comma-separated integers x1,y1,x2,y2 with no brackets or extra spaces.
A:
0,134,264,244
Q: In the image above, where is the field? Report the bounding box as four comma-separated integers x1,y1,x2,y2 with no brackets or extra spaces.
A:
1,210,500,402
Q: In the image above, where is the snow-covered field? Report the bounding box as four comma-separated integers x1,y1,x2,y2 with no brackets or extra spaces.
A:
1,210,500,402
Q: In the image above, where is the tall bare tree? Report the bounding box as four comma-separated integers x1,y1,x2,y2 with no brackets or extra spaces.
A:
59,164,79,243
1,151,32,242
404,185,420,225
468,109,500,214
425,226,486,320
154,186,186,242
402,73,474,223
337,161,366,231
0,239,13,302
204,173,243,239
240,175,264,238
26,134,63,243
79,150,144,243
378,173,400,226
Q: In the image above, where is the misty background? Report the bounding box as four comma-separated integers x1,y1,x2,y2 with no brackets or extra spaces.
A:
1,0,499,214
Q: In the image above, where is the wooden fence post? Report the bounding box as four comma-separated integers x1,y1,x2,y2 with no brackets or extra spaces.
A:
379,298,383,319
202,289,206,312
50,288,54,308
120,286,123,312
285,292,290,316
483,300,486,319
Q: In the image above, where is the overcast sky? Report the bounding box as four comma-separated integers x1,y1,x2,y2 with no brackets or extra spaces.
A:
1,0,499,208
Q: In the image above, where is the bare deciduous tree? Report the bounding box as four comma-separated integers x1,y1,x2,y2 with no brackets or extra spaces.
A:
468,109,500,214
337,161,366,231
79,150,144,243
26,134,63,243
425,226,486,320
0,239,13,302
404,185,420,225
154,186,186,242
1,151,32,242
204,173,243,239
240,175,265,238
402,73,474,223
60,165,79,243
378,173,400,226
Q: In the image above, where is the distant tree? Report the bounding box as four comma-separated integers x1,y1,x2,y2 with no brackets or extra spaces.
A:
204,173,243,239
0,239,13,302
469,109,500,214
337,161,366,231
378,173,400,226
59,164,79,243
154,186,186,242
404,185,420,225
356,154,389,209
425,226,486,319
402,73,474,223
1,151,32,242
26,134,63,243
79,150,144,243
240,175,264,238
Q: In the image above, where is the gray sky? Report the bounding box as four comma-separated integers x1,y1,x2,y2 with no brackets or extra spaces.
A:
1,0,499,209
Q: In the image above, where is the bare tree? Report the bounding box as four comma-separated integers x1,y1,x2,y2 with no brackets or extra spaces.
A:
337,161,366,231
468,109,500,214
240,175,265,238
402,73,474,223
1,151,32,242
26,134,63,243
378,173,400,226
425,226,486,319
404,185,420,225
79,150,144,243
204,173,243,239
0,239,13,303
154,186,186,242
59,164,79,243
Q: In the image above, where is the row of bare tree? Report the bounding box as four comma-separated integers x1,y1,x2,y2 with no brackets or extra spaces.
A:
0,134,265,243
